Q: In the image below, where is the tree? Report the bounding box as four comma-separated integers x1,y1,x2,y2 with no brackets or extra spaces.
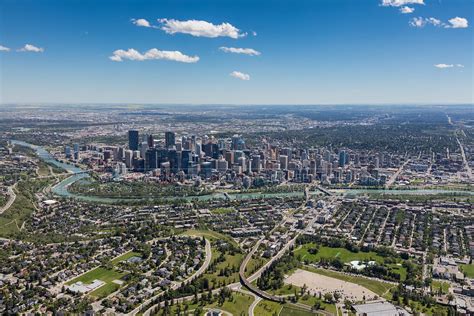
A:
323,292,333,303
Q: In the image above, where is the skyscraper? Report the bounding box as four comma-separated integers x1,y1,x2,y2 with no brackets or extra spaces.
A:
128,130,139,151
165,131,176,148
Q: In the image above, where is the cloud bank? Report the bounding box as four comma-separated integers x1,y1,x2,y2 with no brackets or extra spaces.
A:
219,47,261,56
109,48,199,63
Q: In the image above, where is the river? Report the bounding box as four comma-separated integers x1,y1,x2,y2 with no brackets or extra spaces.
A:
11,140,474,204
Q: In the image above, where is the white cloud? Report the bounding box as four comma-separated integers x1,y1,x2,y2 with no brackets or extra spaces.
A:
219,47,261,56
434,64,454,69
434,64,464,69
409,17,443,27
381,0,424,7
0,45,10,52
446,17,468,28
158,18,244,38
18,44,44,52
400,6,415,14
132,18,152,28
109,48,199,63
230,71,250,81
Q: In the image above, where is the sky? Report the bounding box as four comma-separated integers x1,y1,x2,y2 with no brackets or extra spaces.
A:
0,0,473,105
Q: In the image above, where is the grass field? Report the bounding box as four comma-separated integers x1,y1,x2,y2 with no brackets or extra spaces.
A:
201,247,244,285
280,305,318,316
66,266,126,298
303,266,395,298
295,244,407,281
207,291,254,315
210,207,235,214
432,281,450,294
254,300,283,316
295,244,384,264
66,267,126,285
245,256,269,277
461,264,474,278
111,251,141,265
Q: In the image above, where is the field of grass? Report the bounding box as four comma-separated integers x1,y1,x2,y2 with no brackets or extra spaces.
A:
0,179,51,237
295,244,407,281
432,280,450,295
303,266,395,298
66,267,126,285
295,244,384,264
254,300,283,316
111,251,141,265
201,247,244,285
207,291,254,315
210,207,235,214
280,305,318,316
89,282,120,299
461,264,474,278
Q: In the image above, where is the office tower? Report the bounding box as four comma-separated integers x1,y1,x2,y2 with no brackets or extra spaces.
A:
279,155,288,170
200,161,212,179
65,145,71,158
217,157,228,172
117,147,125,161
339,150,347,167
147,134,154,148
225,151,234,166
165,131,176,148
73,143,79,154
231,135,245,150
128,130,139,151
124,150,133,168
140,142,149,159
145,148,158,171
251,154,261,173
168,149,179,174
181,150,192,173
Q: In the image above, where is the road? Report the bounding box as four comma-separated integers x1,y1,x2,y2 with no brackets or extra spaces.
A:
385,159,410,188
0,184,17,215
137,238,212,316
457,137,473,180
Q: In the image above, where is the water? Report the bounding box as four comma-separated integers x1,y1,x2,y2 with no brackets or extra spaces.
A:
12,140,472,204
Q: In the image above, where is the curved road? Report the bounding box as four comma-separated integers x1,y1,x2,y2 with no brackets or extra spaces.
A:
0,184,17,215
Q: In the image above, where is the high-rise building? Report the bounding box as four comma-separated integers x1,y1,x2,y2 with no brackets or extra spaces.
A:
65,145,71,158
165,131,176,148
128,130,139,151
147,134,154,148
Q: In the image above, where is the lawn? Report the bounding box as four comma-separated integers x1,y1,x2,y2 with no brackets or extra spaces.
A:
89,282,120,298
244,256,269,277
201,247,244,285
295,244,384,264
280,305,318,316
303,266,395,298
210,207,235,215
432,281,450,295
461,264,474,278
207,291,254,315
66,267,126,285
254,300,283,316
295,244,407,281
111,251,141,265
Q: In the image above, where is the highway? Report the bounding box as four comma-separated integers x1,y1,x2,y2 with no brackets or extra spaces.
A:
457,137,473,180
0,184,17,215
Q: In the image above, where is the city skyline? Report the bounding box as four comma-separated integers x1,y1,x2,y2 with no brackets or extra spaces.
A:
1,0,472,105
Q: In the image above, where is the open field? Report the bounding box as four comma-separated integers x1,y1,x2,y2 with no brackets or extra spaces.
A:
461,264,474,278
66,267,126,298
66,267,126,285
295,244,384,264
207,291,254,316
111,251,141,265
280,305,318,316
303,266,395,298
432,281,450,294
254,300,283,316
285,269,378,301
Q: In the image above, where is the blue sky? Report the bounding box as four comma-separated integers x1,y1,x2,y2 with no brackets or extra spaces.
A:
0,0,472,105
